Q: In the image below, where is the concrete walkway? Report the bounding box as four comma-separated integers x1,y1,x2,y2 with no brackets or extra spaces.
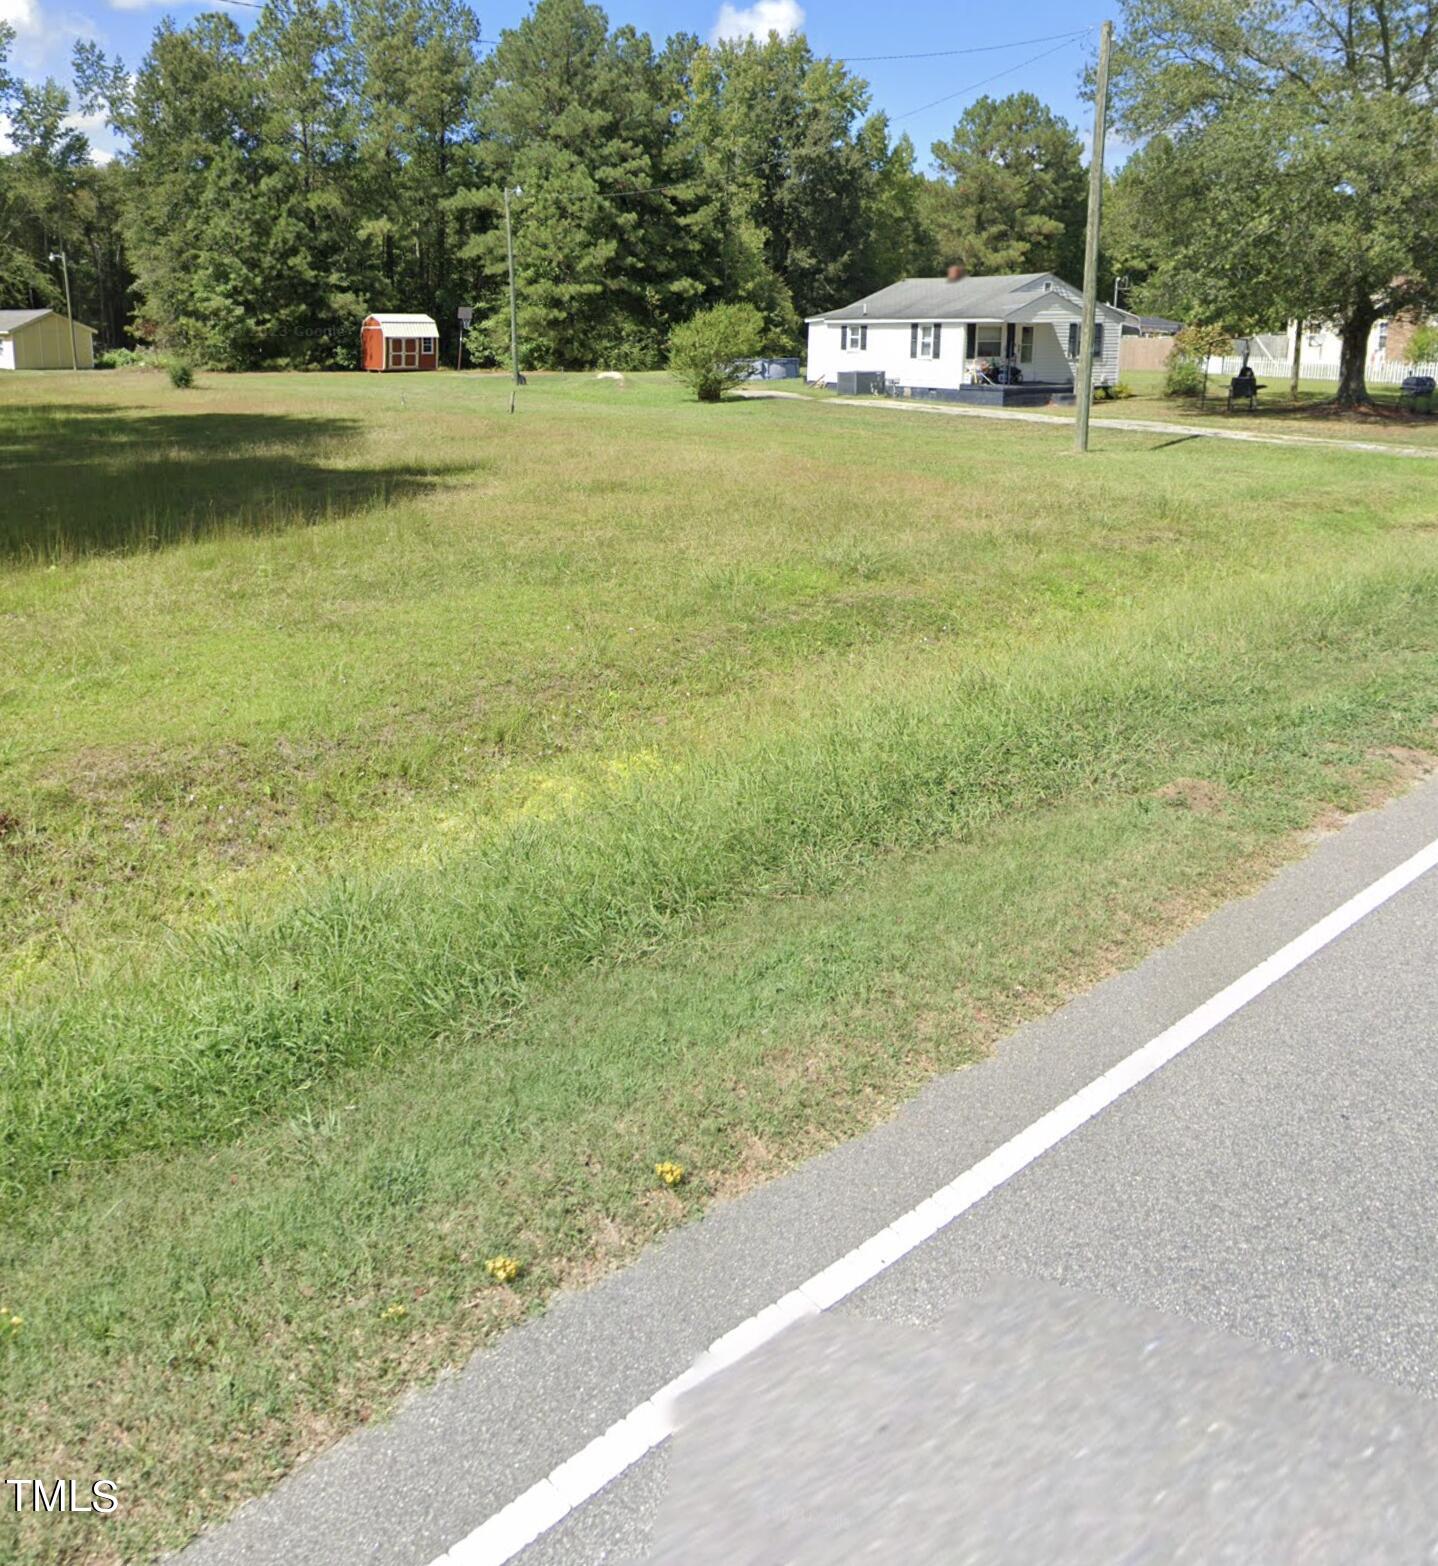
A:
738,388,1438,460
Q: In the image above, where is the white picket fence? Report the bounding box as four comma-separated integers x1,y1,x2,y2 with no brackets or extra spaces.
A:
1204,353,1438,385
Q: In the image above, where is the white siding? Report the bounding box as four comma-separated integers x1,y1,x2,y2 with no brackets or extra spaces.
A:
1018,304,1122,387
806,307,1121,391
0,339,13,371
806,320,970,390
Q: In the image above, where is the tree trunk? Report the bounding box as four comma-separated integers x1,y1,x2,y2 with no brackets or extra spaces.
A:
1289,322,1303,401
1334,305,1375,407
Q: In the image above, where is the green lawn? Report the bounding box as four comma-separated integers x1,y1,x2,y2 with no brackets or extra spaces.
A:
4,366,1438,1563
1095,367,1438,445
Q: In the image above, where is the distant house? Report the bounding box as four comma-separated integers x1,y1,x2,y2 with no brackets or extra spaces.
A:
805,271,1126,406
0,309,95,370
1120,313,1181,337
1286,315,1437,368
361,313,440,373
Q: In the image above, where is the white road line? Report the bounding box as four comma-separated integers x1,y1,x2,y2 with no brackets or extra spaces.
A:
434,833,1438,1566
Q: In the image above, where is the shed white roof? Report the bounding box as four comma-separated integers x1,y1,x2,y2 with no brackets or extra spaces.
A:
365,313,439,337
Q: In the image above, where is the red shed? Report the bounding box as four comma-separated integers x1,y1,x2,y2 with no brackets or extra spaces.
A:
361,313,440,372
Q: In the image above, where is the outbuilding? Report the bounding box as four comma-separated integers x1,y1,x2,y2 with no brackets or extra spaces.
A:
0,309,95,370
361,313,440,373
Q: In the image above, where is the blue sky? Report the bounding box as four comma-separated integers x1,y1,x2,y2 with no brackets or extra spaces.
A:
2,0,1109,165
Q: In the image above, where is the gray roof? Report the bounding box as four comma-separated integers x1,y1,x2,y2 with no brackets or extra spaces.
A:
809,273,1123,324
0,309,54,333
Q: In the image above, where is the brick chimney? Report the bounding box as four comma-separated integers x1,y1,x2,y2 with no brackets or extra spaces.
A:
946,263,966,282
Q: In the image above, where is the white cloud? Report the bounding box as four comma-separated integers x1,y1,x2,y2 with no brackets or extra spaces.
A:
710,0,805,44
0,0,42,33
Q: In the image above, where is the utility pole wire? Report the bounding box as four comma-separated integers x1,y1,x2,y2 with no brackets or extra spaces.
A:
1074,18,1112,454
892,31,1094,121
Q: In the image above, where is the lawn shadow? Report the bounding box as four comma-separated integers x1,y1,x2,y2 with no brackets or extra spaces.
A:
0,404,468,565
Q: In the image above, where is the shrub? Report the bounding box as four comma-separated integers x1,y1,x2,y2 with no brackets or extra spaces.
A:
96,347,151,370
167,359,195,389
1108,381,1137,400
668,303,765,402
1404,324,1438,368
1163,355,1204,397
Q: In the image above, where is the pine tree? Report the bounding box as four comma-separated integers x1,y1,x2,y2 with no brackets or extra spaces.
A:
927,93,1087,281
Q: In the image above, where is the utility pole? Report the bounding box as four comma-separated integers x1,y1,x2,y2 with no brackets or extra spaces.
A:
49,249,79,371
1075,19,1113,454
503,186,523,412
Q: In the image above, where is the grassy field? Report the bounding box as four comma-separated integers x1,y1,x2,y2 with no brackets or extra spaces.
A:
4,366,1438,1563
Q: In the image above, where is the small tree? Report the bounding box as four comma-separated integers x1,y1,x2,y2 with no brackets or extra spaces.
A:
668,303,764,403
1169,323,1232,405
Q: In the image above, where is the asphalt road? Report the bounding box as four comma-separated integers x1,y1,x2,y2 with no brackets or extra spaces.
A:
181,774,1438,1566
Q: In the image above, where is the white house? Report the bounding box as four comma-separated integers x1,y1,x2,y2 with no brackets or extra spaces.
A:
805,272,1126,406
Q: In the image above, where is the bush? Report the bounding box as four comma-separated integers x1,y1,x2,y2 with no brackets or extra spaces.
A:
1108,381,1137,400
1405,324,1438,368
96,347,151,370
668,303,765,402
1164,355,1204,397
167,359,195,389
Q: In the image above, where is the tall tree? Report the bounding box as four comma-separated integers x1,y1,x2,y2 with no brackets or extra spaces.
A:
1111,0,1438,406
927,92,1087,280
248,0,362,363
465,0,702,368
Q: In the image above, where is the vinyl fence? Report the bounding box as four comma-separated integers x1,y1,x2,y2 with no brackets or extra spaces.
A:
1204,354,1438,385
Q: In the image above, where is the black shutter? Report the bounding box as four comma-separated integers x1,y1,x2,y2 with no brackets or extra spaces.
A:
1093,323,1104,358
966,323,976,356
910,323,918,358
932,323,941,360
1068,322,1079,357
860,325,868,350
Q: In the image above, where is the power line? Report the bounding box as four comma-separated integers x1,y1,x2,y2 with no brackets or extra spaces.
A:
839,29,1096,64
892,31,1093,121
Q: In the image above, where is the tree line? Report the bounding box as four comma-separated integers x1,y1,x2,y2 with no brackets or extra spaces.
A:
6,0,1436,400
1,0,1102,370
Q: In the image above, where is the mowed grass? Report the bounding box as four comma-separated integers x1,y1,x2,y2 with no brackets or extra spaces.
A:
1093,368,1438,445
4,367,1438,1562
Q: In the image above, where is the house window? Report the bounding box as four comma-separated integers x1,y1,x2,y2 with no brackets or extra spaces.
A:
1307,331,1323,349
1376,320,1389,356
917,324,935,358
1065,322,1104,358
841,324,868,351
973,325,1003,358
421,336,435,354
1019,326,1034,364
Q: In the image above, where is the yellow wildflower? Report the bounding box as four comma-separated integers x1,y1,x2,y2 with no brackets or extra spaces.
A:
380,1303,408,1322
654,1161,685,1188
485,1255,521,1284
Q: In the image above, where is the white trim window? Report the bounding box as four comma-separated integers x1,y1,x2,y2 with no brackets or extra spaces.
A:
421,336,436,355
973,324,1003,358
917,324,935,358
840,324,868,351
1018,325,1034,364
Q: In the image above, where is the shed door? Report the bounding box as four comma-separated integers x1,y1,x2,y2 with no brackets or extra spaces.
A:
387,336,420,370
